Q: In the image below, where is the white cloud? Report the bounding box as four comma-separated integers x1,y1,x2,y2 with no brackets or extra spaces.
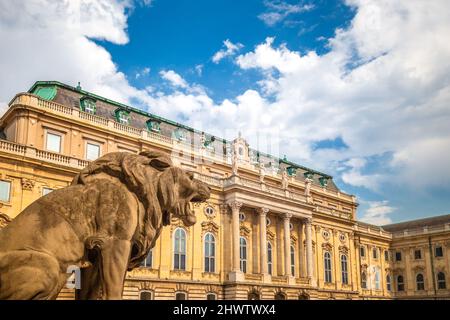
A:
212,39,244,64
195,64,203,76
135,67,150,79
1,0,450,209
159,70,188,89
360,201,395,225
258,0,314,26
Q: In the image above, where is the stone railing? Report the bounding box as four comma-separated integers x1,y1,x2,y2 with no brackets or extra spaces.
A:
8,93,357,208
391,223,450,238
0,139,89,170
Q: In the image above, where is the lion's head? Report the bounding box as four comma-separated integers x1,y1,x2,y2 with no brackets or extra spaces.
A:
72,150,210,262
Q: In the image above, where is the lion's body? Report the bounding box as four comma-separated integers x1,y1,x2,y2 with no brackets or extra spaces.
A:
0,151,210,300
0,177,144,300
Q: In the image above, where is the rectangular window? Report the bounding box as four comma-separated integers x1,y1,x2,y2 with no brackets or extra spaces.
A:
373,248,378,259
395,251,402,261
0,180,11,202
435,246,443,257
360,246,365,257
414,249,422,260
86,143,101,161
384,250,389,261
46,132,61,153
42,187,53,196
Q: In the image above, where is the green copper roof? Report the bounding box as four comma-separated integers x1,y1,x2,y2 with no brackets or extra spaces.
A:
27,80,333,179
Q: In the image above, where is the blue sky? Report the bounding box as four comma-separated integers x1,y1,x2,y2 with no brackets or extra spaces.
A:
1,0,450,225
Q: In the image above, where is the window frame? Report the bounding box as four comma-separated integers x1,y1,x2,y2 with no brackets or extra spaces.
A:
206,293,217,300
175,292,187,300
139,290,153,300
203,232,216,273
416,273,425,291
397,275,405,292
324,251,332,283
45,129,63,154
341,254,349,285
386,274,391,291
372,247,378,259
85,141,102,161
0,179,12,203
360,246,365,258
414,249,422,260
267,241,273,275
240,237,247,273
435,246,443,258
173,228,187,271
361,271,367,289
437,272,446,289
290,245,295,277
395,251,402,262
141,249,153,268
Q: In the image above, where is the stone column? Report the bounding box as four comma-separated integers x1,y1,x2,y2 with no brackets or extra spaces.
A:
305,217,315,286
258,208,269,275
283,213,292,277
228,201,243,280
298,220,306,278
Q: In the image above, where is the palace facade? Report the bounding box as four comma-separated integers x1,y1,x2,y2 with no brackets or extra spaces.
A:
0,81,449,300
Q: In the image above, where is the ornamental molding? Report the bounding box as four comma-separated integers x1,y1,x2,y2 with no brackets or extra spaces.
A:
339,245,349,255
176,282,189,292
322,242,333,252
170,218,189,234
413,265,425,273
240,225,251,238
206,285,220,294
0,213,12,229
290,234,297,244
138,281,155,291
267,229,275,241
21,178,35,191
201,221,220,236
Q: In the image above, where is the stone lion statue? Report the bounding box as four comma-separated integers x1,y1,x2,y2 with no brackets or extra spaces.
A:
0,151,210,300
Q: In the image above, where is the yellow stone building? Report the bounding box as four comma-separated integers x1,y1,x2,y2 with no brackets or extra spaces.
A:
0,81,449,300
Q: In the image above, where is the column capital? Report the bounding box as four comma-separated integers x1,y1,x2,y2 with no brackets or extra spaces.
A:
257,207,269,216
283,212,293,220
228,201,243,211
304,217,313,225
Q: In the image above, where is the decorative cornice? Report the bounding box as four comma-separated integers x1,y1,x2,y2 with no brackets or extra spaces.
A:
240,225,251,238
21,178,35,191
201,221,220,235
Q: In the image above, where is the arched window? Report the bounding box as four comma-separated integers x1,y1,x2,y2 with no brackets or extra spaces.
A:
397,275,405,292
437,272,446,289
141,249,152,268
374,268,380,290
139,290,153,300
267,242,273,275
206,293,217,300
275,292,286,300
361,272,367,289
386,275,391,291
341,255,348,285
204,233,215,273
324,251,332,283
248,291,260,300
240,237,247,273
290,245,295,277
175,292,187,300
416,273,425,291
174,228,186,270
